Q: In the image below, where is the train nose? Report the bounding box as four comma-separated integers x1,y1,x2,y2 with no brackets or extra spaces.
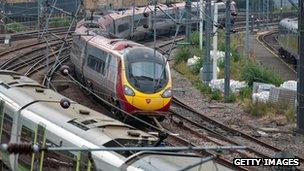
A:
132,95,165,111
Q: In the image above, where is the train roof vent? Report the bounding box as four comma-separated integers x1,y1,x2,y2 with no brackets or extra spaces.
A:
127,131,140,137
81,119,97,125
97,122,131,129
12,76,20,80
35,88,44,93
79,109,90,115
7,81,19,86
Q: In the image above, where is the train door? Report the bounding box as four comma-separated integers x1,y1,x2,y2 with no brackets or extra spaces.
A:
0,101,15,169
83,44,109,98
15,117,81,171
115,16,131,38
16,117,37,170
106,54,118,99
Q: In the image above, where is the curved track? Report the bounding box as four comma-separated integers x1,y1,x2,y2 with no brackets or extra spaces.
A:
152,36,303,170
0,27,74,42
257,31,296,80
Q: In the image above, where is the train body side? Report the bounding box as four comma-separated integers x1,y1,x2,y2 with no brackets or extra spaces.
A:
278,18,298,65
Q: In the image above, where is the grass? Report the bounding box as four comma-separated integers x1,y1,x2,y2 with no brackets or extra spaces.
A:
49,18,71,27
6,22,26,32
173,30,295,123
242,62,283,87
244,100,295,123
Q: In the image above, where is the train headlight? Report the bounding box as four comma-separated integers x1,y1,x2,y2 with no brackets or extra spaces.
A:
124,85,135,96
161,88,172,98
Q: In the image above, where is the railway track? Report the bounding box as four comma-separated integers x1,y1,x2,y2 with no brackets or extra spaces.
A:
0,27,74,42
257,30,297,81
257,31,295,71
0,16,298,170
151,35,303,170
169,97,304,170
0,34,72,85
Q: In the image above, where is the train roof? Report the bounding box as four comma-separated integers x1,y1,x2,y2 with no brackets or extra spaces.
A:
74,27,153,56
279,18,298,32
0,70,157,147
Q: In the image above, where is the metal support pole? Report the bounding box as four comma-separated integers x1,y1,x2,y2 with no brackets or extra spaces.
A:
185,0,191,42
199,0,204,50
153,0,157,88
263,0,267,29
297,0,304,133
201,0,212,83
251,2,254,33
245,0,250,57
262,0,264,29
266,0,269,29
38,0,45,39
0,1,5,34
131,1,135,37
280,0,283,21
258,0,261,30
212,2,218,80
224,0,231,101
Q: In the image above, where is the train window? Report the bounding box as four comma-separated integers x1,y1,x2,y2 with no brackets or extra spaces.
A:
18,125,34,170
87,55,106,74
41,139,76,170
1,113,13,144
118,23,130,33
68,120,89,131
131,62,166,80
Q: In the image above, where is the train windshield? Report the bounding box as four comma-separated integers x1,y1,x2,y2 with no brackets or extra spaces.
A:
131,62,165,80
124,47,168,93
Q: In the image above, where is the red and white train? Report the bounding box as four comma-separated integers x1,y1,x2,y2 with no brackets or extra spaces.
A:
70,1,235,118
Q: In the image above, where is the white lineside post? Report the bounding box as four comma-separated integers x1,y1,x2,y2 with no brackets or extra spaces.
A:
199,0,204,50
212,2,218,80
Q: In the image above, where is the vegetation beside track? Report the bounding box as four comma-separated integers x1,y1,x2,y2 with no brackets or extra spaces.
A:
49,18,71,27
6,22,26,32
173,31,295,123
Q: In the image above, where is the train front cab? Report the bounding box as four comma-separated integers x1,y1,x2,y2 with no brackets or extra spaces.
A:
119,47,172,116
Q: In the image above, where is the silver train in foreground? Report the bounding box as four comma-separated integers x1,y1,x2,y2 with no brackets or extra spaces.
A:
0,70,233,171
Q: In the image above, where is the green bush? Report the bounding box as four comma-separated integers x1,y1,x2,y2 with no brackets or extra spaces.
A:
174,46,191,64
50,18,70,27
242,62,283,87
231,48,240,62
246,101,270,117
211,89,223,101
190,31,200,46
218,60,225,70
225,93,237,103
6,23,26,32
284,107,296,123
190,57,203,74
194,81,212,94
238,87,252,100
